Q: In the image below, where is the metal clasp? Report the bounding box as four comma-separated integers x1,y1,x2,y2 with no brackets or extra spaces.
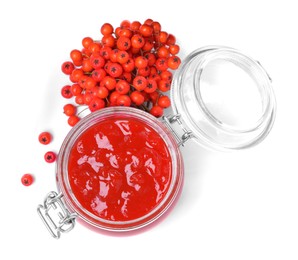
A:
37,191,77,239
163,114,193,146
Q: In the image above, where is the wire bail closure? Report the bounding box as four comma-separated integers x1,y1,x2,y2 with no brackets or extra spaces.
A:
163,114,193,146
37,191,77,239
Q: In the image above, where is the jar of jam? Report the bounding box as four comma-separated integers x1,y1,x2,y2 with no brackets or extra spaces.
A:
37,46,276,238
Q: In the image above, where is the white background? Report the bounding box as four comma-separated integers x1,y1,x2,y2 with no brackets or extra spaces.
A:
0,0,297,259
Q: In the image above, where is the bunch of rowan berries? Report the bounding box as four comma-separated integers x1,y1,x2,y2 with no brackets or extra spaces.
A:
60,19,181,126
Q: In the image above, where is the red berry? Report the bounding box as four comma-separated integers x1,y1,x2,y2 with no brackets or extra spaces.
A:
131,34,145,49
122,58,135,72
130,91,145,106
82,36,93,49
96,86,109,99
117,95,131,107
116,36,131,51
133,75,147,91
61,85,73,99
68,115,80,127
144,79,158,93
63,104,76,116
92,68,106,82
116,80,130,95
60,20,179,122
100,76,116,90
61,61,75,75
139,24,153,37
158,95,171,108
89,97,105,112
44,151,56,163
21,174,34,186
167,55,181,70
150,105,164,117
38,132,52,145
134,56,148,69
70,49,83,63
107,62,123,78
90,53,105,69
101,23,114,35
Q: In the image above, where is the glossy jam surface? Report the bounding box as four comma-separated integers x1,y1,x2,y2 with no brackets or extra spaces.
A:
68,116,172,222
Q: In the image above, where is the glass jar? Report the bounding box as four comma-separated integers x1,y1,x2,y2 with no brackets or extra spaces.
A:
37,45,276,238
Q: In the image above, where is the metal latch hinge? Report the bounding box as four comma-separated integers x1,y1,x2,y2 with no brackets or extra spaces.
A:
163,114,193,146
37,191,77,239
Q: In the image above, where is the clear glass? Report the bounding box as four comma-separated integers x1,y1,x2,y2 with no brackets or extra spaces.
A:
171,46,276,150
56,107,183,232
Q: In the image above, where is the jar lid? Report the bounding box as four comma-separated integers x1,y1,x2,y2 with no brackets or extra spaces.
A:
170,46,276,150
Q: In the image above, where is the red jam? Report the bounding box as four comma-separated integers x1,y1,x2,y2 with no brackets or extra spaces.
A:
68,116,172,222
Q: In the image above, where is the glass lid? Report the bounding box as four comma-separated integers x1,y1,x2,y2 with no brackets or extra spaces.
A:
170,46,276,151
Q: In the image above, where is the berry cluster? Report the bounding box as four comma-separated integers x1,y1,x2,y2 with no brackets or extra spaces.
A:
61,19,181,126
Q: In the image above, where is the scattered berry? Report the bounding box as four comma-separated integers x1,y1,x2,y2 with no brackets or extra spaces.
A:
38,132,52,145
44,151,57,163
21,174,34,186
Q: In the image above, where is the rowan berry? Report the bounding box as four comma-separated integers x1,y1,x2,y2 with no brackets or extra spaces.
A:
167,55,181,70
117,95,131,107
70,49,83,62
96,86,109,99
131,34,145,49
130,91,145,106
139,24,153,37
102,34,115,47
70,69,84,83
134,56,148,69
144,79,158,93
21,174,34,186
133,76,147,91
61,85,73,99
71,83,82,96
158,79,171,92
117,36,131,51
82,36,93,49
38,132,52,145
61,61,75,75
150,105,164,117
130,21,141,31
88,42,102,53
90,53,105,69
122,58,135,72
101,23,114,36
107,62,123,78
158,31,168,44
44,151,56,163
89,97,105,112
63,104,76,116
82,59,93,72
116,80,130,95
158,95,171,108
116,50,130,64
100,76,116,90
109,91,121,105
68,115,80,127
92,68,106,82
157,46,170,58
